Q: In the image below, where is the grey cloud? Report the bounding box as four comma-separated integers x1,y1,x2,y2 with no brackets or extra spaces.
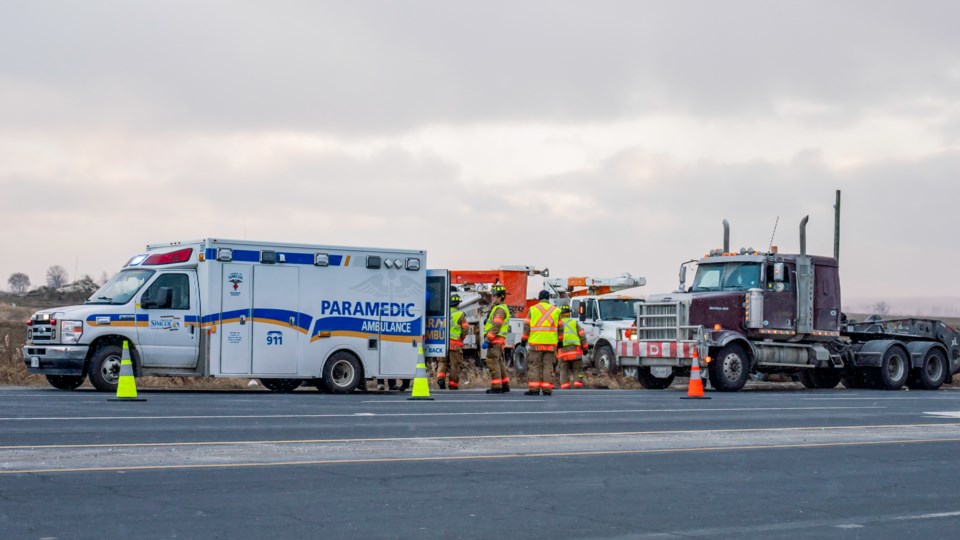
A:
2,1,959,134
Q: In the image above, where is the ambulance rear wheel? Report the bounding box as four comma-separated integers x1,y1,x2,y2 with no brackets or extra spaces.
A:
88,345,123,392
313,378,330,393
323,352,363,393
259,378,303,392
45,374,84,390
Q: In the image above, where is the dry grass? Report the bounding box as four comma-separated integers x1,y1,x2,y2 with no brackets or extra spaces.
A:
6,300,960,391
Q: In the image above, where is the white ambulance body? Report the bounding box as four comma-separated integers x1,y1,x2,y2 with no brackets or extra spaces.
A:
23,239,435,393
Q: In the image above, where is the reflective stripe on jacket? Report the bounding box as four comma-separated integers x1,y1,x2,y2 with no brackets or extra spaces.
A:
524,302,560,346
483,304,511,344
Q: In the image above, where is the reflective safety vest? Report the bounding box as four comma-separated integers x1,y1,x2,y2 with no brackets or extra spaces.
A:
484,304,511,339
528,302,560,346
449,308,465,341
562,318,582,347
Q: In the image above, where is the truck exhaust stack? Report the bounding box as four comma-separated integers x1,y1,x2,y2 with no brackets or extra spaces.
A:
799,215,809,255
723,219,730,252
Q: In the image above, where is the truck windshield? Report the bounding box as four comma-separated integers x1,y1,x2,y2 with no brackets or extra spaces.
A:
86,269,155,305
692,263,761,292
598,299,640,320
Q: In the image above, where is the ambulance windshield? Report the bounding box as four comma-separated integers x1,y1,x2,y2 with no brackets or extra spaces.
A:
86,269,155,305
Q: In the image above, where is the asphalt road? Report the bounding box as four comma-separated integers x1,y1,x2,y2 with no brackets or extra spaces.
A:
2,385,960,539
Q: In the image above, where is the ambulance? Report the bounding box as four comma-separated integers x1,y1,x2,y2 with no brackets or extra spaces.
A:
23,239,450,393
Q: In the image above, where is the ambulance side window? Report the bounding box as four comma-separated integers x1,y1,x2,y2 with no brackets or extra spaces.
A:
142,274,190,310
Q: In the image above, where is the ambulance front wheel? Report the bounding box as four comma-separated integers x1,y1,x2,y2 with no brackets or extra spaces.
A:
45,374,84,390
88,345,123,392
323,351,363,393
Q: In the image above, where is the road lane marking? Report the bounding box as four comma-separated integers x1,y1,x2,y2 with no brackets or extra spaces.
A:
2,437,959,475
924,411,960,418
0,405,884,422
2,422,958,450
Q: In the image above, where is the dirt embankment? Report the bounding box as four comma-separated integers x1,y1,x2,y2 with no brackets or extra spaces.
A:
5,297,960,391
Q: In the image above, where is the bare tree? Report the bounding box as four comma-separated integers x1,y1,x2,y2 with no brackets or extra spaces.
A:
873,301,890,318
46,265,69,289
7,272,30,294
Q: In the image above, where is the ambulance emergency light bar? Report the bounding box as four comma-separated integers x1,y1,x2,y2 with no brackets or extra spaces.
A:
125,248,193,267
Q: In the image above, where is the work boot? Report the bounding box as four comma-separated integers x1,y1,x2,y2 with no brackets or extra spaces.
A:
437,378,446,390
523,390,540,396
542,391,552,396
485,388,503,394
501,384,511,393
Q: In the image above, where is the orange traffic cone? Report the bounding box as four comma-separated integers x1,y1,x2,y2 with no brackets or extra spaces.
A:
681,348,710,399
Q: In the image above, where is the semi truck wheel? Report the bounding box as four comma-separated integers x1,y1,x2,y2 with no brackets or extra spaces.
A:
708,343,750,392
45,374,84,390
636,367,675,389
88,345,123,392
799,369,841,389
323,351,363,393
841,369,873,389
877,346,909,390
594,345,618,375
909,349,947,390
259,378,303,392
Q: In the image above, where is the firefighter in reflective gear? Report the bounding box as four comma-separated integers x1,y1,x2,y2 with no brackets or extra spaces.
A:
521,290,562,396
438,293,470,390
482,284,511,394
557,305,588,389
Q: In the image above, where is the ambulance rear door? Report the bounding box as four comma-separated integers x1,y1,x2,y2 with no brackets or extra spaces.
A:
424,269,449,359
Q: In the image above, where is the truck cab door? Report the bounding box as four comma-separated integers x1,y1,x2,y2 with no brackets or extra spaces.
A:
136,270,200,368
580,298,601,344
424,270,450,359
762,263,796,332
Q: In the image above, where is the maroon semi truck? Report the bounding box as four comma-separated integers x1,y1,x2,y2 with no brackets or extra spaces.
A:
617,203,960,392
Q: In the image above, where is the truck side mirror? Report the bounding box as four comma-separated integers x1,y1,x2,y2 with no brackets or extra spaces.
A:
773,262,785,282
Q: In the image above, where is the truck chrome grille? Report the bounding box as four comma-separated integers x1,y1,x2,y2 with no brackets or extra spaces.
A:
637,303,681,341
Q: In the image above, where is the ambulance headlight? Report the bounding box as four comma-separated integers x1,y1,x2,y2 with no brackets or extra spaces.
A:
314,253,329,267
405,258,421,271
60,320,84,344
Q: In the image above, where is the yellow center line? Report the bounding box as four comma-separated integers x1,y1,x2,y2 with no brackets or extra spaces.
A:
3,437,959,475
2,422,959,450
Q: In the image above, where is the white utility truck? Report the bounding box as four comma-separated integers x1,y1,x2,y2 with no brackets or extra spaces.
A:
545,274,646,375
24,239,447,393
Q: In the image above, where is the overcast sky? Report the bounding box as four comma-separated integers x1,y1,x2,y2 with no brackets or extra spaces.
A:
2,1,959,309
